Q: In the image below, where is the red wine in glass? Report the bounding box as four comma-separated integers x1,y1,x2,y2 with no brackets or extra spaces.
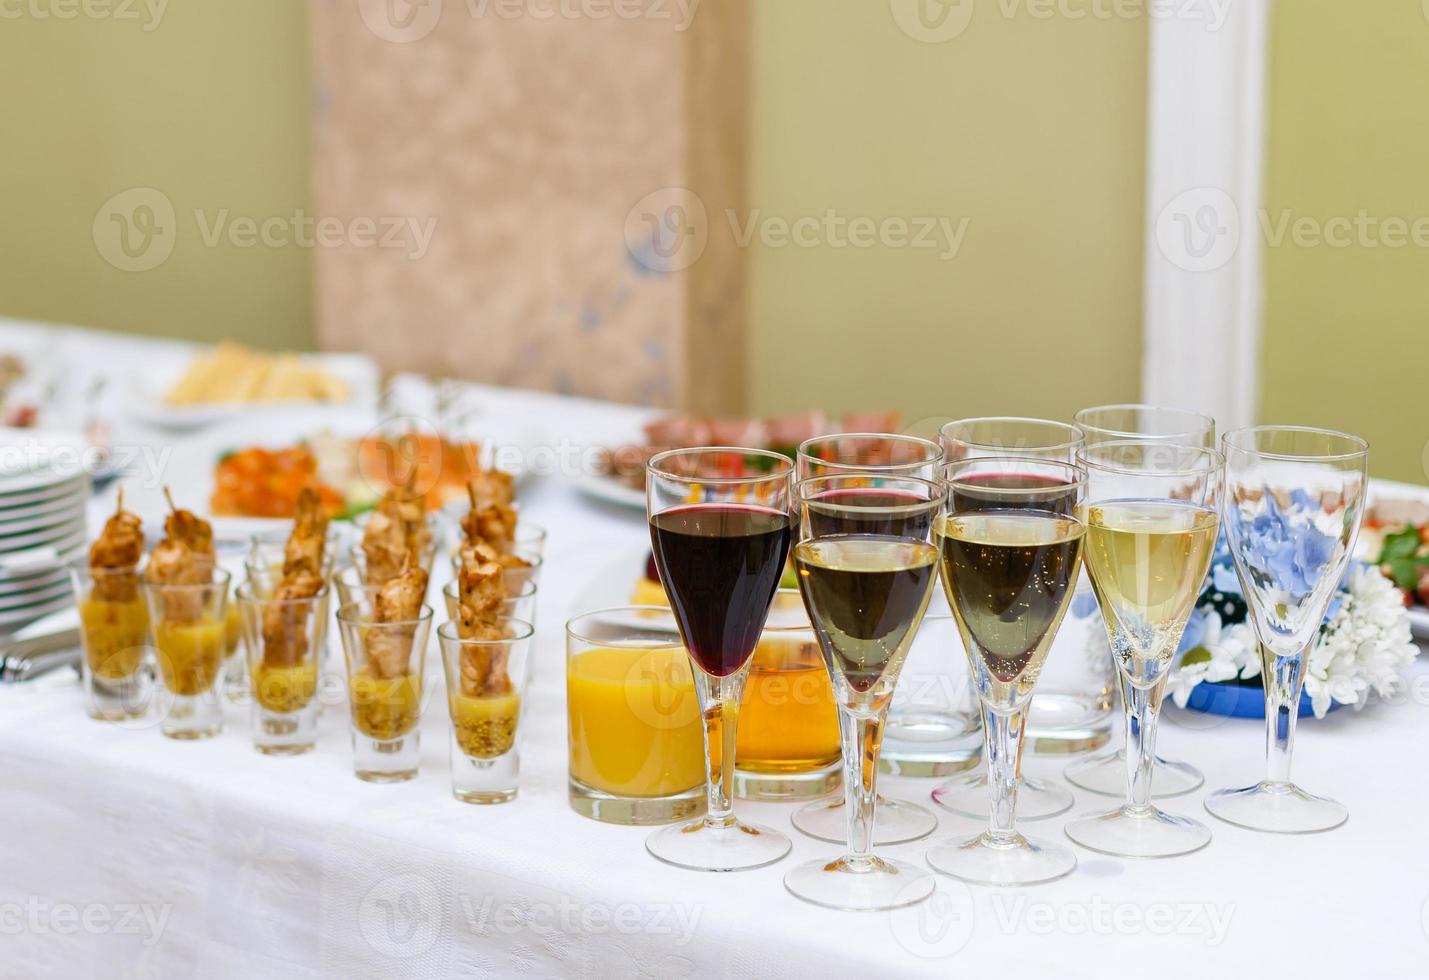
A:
950,472,1078,516
804,487,935,540
649,503,793,677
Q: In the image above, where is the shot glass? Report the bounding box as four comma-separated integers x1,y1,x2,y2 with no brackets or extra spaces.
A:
70,563,152,722
441,577,537,627
237,582,330,755
336,601,433,782
437,619,534,804
142,567,232,740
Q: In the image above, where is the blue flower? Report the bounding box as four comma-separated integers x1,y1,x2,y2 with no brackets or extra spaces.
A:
1230,491,1338,599
1177,607,1209,655
1071,590,1100,619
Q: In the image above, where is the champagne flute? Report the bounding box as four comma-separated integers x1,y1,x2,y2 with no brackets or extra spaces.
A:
931,418,1085,821
926,457,1086,886
1204,426,1368,833
790,433,945,847
645,447,795,871
1063,442,1221,858
785,475,943,910
1063,405,1216,800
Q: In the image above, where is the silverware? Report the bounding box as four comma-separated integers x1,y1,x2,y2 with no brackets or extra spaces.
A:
0,628,81,683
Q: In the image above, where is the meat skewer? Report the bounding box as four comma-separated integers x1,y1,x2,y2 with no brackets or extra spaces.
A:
455,542,511,697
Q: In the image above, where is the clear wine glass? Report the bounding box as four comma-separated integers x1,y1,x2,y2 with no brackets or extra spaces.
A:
931,418,1087,821
791,433,944,846
926,457,1086,886
645,447,795,871
1064,405,1216,800
784,475,943,910
1204,426,1368,833
1062,441,1221,858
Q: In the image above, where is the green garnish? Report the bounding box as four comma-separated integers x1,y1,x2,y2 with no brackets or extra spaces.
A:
1377,527,1429,591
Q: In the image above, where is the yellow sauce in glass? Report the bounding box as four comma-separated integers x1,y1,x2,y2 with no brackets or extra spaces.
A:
78,596,149,680
450,692,521,758
252,661,319,713
350,670,421,740
154,616,226,696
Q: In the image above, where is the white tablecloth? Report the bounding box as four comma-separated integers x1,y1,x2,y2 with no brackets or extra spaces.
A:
2,323,1427,979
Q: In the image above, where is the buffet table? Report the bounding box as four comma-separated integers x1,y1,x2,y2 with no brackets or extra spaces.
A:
1,324,1427,978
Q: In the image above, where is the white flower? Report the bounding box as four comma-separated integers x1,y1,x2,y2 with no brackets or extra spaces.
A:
1167,610,1256,708
1304,566,1418,718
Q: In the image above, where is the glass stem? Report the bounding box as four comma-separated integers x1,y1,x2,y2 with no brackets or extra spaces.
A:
839,706,886,870
984,702,1028,845
1260,641,1306,787
1121,674,1164,814
690,665,750,829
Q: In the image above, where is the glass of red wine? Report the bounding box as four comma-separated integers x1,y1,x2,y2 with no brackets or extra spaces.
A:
784,475,944,910
645,447,796,871
791,433,949,847
932,417,1092,821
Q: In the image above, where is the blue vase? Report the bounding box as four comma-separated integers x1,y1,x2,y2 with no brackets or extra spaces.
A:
1182,682,1342,719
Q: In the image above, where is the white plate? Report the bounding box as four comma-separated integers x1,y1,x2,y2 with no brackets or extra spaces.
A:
1408,606,1429,640
0,578,71,612
0,501,85,538
0,473,89,510
0,518,86,555
0,484,88,522
0,591,74,630
0,542,85,587
125,352,380,432
574,473,646,512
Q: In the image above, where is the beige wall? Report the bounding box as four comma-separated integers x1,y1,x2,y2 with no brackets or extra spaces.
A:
744,1,1149,431
0,2,314,350
1261,2,1429,484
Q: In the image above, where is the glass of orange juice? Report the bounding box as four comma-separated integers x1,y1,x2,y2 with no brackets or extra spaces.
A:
734,590,842,801
566,607,705,825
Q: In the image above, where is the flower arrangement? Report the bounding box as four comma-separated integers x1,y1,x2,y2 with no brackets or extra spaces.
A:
1086,528,1419,719
1175,529,1418,717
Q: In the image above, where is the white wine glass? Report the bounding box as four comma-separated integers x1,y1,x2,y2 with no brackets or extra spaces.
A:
1062,442,1221,859
926,457,1086,886
790,433,944,846
1063,405,1216,800
1204,426,1368,833
784,475,944,910
932,418,1087,821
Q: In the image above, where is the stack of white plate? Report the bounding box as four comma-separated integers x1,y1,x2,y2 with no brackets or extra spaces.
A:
0,458,89,636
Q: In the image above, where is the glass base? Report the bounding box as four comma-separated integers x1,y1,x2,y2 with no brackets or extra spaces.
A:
451,737,518,804
223,655,249,703
646,817,791,872
791,795,938,845
1063,749,1204,798
1204,781,1348,834
160,692,224,740
931,772,1073,821
735,763,840,802
784,854,935,911
1024,692,1114,755
927,830,1076,886
353,731,420,783
879,708,983,777
568,778,706,826
84,675,151,722
1065,805,1211,858
253,706,318,756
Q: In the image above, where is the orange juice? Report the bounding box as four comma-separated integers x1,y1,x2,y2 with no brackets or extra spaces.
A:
567,646,703,798
736,633,841,773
